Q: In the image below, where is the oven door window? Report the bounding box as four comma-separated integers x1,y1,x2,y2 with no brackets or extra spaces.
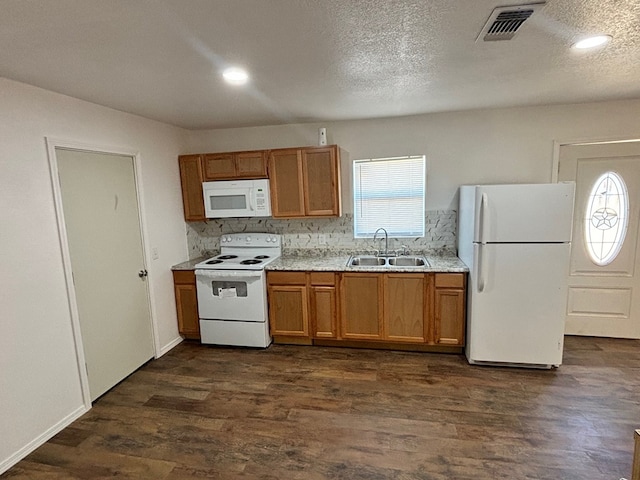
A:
210,281,248,297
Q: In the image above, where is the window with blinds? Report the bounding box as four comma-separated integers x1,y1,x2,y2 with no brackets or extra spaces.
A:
353,155,425,238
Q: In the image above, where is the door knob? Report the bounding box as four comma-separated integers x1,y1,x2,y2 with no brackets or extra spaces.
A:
138,269,148,278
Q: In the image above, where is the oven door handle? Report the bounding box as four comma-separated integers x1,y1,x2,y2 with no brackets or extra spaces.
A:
195,269,263,281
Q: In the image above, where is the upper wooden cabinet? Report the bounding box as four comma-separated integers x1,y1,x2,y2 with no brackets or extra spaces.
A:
269,145,341,218
178,154,206,222
203,150,267,180
178,150,268,221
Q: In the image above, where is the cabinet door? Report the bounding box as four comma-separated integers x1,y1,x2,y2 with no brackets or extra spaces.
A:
178,155,205,221
173,271,200,339
268,285,309,336
203,153,236,180
434,274,466,346
434,289,465,345
311,286,337,338
269,149,305,217
384,274,426,343
302,146,341,216
340,274,383,340
235,151,267,178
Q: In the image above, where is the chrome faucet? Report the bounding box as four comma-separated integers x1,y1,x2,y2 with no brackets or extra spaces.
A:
373,227,389,257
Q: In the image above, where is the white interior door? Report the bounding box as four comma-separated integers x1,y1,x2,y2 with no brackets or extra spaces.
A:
558,142,640,338
56,148,154,400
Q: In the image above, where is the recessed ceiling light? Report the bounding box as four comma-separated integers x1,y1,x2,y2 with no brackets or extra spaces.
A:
222,67,249,85
571,35,612,50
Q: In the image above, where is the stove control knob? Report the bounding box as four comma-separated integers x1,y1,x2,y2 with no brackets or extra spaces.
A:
221,237,226,243
246,236,251,242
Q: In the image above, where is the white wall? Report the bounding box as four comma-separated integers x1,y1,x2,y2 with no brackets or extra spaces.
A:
3,75,640,473
187,99,640,211
0,78,188,472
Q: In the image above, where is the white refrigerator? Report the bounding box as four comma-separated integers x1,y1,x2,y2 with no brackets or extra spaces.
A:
457,182,575,368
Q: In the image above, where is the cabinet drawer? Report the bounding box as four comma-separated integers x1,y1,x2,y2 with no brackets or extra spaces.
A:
267,271,306,285
309,272,335,286
173,270,195,284
435,273,465,289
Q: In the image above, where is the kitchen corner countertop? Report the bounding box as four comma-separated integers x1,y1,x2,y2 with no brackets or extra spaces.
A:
265,254,469,273
171,257,207,271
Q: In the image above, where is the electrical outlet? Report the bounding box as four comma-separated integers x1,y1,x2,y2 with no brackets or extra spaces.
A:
151,247,159,260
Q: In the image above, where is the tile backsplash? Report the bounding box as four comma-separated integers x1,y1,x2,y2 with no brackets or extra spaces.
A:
186,211,457,259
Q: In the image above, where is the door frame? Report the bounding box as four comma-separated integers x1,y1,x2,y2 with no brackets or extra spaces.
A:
46,137,160,409
552,135,640,338
552,135,640,182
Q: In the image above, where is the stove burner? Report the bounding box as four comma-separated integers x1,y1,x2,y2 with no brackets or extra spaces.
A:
240,259,262,265
205,259,223,265
254,255,270,259
217,255,238,260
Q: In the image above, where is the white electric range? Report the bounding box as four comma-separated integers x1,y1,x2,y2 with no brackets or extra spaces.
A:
194,233,281,347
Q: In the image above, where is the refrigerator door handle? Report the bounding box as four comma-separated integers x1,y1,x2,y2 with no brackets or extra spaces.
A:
477,243,486,293
479,192,489,244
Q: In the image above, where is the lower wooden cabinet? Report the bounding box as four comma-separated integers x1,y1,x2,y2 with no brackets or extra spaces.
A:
267,271,337,343
341,273,428,344
267,272,309,338
172,270,200,340
268,270,466,352
385,274,428,343
340,273,383,340
434,273,466,346
309,272,338,339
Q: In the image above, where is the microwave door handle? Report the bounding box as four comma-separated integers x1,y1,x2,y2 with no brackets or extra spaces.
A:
247,190,255,212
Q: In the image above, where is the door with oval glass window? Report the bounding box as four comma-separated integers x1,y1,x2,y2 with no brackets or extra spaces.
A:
558,142,640,338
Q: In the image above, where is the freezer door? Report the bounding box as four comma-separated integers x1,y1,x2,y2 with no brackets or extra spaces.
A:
466,242,570,366
473,183,575,243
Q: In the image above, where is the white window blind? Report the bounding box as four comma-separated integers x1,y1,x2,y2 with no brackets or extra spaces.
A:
353,155,425,238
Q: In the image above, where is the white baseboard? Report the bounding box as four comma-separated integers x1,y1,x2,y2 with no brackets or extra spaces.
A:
156,335,183,358
0,404,88,475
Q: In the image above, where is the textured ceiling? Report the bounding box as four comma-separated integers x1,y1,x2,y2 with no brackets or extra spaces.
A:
1,0,638,129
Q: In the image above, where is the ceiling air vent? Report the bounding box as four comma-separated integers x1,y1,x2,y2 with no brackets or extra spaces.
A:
476,2,546,42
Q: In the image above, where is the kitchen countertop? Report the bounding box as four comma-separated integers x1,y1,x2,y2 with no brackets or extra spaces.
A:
171,257,207,271
172,253,469,273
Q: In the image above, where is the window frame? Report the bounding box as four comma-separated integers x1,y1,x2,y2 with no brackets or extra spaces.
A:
352,155,426,239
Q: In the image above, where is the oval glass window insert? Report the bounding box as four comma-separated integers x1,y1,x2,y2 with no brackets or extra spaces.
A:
584,171,629,266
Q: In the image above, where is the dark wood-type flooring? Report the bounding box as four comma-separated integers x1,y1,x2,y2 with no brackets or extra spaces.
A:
4,336,640,479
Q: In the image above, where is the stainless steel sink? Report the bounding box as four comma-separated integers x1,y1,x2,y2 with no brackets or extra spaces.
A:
348,256,386,266
388,256,430,267
346,255,430,268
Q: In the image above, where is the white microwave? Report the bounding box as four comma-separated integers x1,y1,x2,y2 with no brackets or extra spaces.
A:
202,179,271,218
